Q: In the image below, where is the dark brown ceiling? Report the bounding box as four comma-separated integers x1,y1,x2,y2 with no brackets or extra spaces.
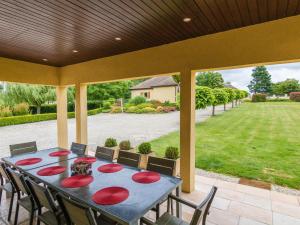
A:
0,0,300,67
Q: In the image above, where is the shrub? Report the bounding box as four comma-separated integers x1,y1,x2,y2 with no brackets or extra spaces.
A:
103,101,112,110
252,93,267,102
165,146,179,159
156,106,164,113
139,107,156,113
136,103,154,109
13,103,29,116
105,138,117,147
212,89,229,106
129,96,146,105
267,98,290,102
0,107,13,117
119,140,131,150
290,92,300,102
138,142,152,154
110,106,122,113
162,106,176,113
126,106,138,113
162,101,177,107
149,100,162,107
195,86,215,109
88,108,102,116
0,113,57,127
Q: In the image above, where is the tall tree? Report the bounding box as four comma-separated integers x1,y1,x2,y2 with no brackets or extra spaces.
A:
196,72,224,88
271,79,300,95
248,66,272,93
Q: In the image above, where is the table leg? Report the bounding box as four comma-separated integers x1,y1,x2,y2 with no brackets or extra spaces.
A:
175,186,182,219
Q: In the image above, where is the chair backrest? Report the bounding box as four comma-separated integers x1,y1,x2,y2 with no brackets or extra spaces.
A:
147,156,176,176
95,146,114,162
190,186,217,225
0,162,9,181
9,141,37,156
70,142,87,155
117,151,141,168
56,193,97,225
6,167,29,195
26,177,57,212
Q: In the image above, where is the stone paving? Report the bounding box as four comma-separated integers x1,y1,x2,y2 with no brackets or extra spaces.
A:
1,173,300,225
0,104,231,158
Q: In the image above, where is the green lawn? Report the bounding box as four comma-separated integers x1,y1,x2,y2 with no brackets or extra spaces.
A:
150,102,300,189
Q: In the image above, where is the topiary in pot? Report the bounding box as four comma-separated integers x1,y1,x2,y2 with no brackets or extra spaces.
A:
119,140,131,150
104,138,117,148
138,142,154,169
165,146,179,159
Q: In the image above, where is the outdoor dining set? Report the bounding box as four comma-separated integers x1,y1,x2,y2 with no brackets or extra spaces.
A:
0,141,217,225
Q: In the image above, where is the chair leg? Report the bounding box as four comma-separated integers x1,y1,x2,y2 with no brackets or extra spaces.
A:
8,192,15,221
14,202,19,225
29,209,34,225
0,189,3,204
155,204,160,220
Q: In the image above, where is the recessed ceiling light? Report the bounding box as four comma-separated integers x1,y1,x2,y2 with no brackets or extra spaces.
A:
115,37,122,41
72,49,78,53
183,17,192,23
42,58,48,62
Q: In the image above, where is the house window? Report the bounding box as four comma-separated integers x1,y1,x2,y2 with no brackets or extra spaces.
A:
140,92,150,99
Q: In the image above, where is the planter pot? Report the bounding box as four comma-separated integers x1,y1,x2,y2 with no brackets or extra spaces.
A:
139,152,155,169
105,146,119,159
174,158,180,176
115,148,135,159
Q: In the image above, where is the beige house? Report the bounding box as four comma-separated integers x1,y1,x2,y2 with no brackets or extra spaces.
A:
130,76,178,103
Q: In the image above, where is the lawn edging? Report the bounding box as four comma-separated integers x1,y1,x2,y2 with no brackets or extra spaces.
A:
0,108,102,127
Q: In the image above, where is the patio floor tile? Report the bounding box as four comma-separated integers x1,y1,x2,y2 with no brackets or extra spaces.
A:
236,184,270,199
229,201,272,224
242,194,271,210
215,180,238,190
270,191,299,206
273,212,300,225
239,217,269,225
195,175,217,185
216,188,245,201
207,208,239,225
272,201,300,219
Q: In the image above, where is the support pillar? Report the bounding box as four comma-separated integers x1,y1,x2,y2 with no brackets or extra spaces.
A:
75,83,88,144
56,86,68,149
180,69,196,193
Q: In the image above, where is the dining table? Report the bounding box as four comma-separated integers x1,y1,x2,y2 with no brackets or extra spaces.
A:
2,147,182,225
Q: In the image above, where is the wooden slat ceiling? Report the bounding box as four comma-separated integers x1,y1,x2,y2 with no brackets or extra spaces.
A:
0,0,300,67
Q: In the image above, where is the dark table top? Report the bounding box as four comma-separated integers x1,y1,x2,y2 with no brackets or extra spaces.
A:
2,147,80,171
24,157,182,225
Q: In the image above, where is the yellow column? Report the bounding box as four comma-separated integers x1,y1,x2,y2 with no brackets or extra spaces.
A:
75,83,88,144
180,69,196,193
56,86,68,149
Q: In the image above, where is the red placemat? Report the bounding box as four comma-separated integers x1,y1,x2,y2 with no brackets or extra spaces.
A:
49,150,71,157
61,175,94,188
15,158,42,166
74,157,97,164
37,166,66,176
92,187,129,205
98,164,123,173
132,171,161,184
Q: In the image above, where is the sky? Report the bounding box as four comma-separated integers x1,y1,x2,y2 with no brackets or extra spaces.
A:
216,62,300,91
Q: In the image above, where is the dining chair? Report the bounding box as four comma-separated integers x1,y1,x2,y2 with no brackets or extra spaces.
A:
140,186,217,225
70,142,87,155
9,141,37,157
6,168,37,225
117,150,141,168
25,177,66,225
95,146,115,162
56,193,117,225
0,162,16,221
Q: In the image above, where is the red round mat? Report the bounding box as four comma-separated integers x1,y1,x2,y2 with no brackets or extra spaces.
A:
61,175,94,188
132,171,161,184
37,166,66,176
74,157,97,164
98,164,123,173
92,187,129,205
15,158,42,166
49,150,71,157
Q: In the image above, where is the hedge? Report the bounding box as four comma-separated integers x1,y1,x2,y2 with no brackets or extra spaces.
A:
290,92,300,102
0,108,102,127
252,93,267,102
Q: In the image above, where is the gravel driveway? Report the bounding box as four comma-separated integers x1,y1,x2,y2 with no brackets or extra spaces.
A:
0,104,232,158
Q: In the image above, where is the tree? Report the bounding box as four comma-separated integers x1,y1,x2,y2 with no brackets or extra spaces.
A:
3,84,55,114
223,88,236,109
248,66,272,94
195,86,215,109
196,72,224,88
271,79,300,95
172,74,180,84
211,89,229,116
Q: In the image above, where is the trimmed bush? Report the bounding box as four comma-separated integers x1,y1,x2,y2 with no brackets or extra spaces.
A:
103,101,112,110
13,103,29,116
88,108,102,116
129,96,146,105
136,103,154,109
223,88,236,103
165,146,179,159
139,107,156,113
119,140,131,150
138,142,152,154
126,106,138,113
0,107,13,117
0,113,57,127
252,93,267,102
290,92,300,102
148,100,162,107
105,138,117,147
111,106,122,113
195,86,215,109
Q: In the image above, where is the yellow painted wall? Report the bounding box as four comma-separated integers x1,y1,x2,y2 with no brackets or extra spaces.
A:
131,89,153,100
131,86,177,103
0,57,59,85
60,15,300,85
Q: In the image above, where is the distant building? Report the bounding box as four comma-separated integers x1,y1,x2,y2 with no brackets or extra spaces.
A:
130,76,178,103
224,83,237,89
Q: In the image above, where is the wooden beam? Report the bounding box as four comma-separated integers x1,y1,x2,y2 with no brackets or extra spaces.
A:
75,83,88,144
56,86,68,148
180,69,196,193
